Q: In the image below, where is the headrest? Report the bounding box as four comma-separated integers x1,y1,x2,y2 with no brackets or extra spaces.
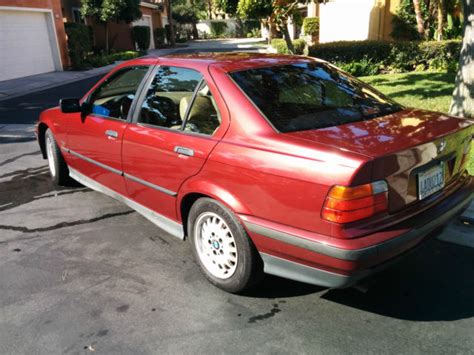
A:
179,95,192,121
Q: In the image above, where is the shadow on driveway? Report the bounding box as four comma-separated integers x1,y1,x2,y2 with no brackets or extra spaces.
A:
321,240,474,321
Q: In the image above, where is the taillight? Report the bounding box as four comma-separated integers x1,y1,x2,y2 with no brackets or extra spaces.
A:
322,181,388,223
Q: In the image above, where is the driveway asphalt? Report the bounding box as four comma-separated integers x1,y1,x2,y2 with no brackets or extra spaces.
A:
1,64,474,354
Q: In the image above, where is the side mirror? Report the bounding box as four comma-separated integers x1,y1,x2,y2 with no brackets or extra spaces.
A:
60,98,81,113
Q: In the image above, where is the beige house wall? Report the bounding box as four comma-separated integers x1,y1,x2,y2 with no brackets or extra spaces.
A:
317,0,401,43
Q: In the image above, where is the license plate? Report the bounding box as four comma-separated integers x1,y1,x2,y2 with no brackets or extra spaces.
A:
418,164,445,200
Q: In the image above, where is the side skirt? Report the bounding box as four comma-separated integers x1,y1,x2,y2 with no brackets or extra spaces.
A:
69,167,184,240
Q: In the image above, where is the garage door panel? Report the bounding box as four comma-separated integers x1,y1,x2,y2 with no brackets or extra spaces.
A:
0,10,57,81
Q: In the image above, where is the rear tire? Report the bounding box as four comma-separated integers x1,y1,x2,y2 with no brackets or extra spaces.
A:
45,128,69,186
188,198,263,293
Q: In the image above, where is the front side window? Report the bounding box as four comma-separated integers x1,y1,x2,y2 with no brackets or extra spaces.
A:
138,66,203,129
230,62,402,133
88,66,149,120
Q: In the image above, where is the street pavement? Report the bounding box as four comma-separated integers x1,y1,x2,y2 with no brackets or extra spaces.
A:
1,60,474,354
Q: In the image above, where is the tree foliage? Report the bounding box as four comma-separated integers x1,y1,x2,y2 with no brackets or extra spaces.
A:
392,0,463,40
81,0,141,24
214,0,240,16
81,0,141,51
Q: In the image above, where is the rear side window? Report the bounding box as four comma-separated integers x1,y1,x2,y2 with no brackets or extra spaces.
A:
230,62,402,132
138,66,202,129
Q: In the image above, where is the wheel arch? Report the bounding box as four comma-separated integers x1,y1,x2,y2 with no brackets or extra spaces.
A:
37,122,49,159
177,180,252,238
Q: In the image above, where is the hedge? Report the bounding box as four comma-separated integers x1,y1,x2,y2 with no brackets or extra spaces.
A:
86,51,140,68
154,28,166,46
210,21,227,37
271,38,306,55
132,26,151,51
65,23,92,69
307,40,461,74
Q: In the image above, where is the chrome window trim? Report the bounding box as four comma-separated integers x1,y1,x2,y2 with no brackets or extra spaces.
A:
63,147,177,197
69,167,184,239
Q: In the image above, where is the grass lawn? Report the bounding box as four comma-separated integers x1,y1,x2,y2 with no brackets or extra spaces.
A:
360,71,473,175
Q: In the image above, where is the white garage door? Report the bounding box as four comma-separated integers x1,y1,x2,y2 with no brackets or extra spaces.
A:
0,9,59,81
133,15,155,50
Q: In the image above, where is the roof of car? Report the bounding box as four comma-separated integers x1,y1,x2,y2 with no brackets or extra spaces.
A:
152,52,317,73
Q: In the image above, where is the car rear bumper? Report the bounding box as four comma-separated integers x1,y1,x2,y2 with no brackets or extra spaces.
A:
242,175,474,288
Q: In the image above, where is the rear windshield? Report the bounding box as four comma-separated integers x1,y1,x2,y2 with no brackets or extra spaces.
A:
230,62,402,133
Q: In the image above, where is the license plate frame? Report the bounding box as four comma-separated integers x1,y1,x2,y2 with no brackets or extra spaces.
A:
417,163,445,200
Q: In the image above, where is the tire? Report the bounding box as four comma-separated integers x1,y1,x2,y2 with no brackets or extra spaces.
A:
188,198,263,293
45,128,70,186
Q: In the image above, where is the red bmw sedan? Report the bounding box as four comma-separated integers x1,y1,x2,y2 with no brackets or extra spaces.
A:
36,53,473,293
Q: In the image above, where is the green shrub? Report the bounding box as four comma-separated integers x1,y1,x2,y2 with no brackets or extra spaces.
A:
247,28,261,38
335,57,381,76
243,20,260,37
307,40,461,75
86,51,140,68
303,17,319,36
65,23,92,69
210,21,227,37
308,40,392,63
271,38,306,55
131,26,151,51
154,28,166,46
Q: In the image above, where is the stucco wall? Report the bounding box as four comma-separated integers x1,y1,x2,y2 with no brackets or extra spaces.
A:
319,0,401,43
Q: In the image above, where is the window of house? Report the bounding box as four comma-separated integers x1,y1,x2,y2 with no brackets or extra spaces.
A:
72,7,85,24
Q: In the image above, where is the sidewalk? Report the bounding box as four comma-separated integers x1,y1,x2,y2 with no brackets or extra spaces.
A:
0,39,268,102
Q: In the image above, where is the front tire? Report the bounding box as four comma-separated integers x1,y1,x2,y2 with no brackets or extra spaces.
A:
45,128,69,186
188,198,263,293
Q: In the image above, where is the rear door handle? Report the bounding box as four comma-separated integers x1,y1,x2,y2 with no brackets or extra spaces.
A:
174,146,194,157
105,130,119,138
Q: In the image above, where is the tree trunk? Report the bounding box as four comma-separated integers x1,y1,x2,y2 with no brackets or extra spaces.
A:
267,18,277,44
192,22,199,39
104,22,109,53
235,16,244,38
167,0,176,46
437,0,446,40
281,21,295,54
413,0,426,38
449,0,474,118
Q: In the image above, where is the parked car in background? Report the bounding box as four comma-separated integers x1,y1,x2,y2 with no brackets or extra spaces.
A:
36,53,474,293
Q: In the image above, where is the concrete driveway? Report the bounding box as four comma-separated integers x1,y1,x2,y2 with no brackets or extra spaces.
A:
0,70,474,354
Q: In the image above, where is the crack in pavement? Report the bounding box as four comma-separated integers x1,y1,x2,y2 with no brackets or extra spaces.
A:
0,210,134,236
0,151,41,168
33,188,89,201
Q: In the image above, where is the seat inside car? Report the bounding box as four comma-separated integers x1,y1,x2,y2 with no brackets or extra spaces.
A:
178,90,220,135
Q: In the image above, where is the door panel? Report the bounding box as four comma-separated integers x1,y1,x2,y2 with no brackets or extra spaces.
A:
65,65,150,195
66,116,128,195
122,125,219,220
122,65,224,221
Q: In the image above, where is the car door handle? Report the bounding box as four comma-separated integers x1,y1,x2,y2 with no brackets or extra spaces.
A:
174,146,194,157
105,130,119,139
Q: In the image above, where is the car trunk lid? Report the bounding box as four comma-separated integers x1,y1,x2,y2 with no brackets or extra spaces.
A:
286,109,473,212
